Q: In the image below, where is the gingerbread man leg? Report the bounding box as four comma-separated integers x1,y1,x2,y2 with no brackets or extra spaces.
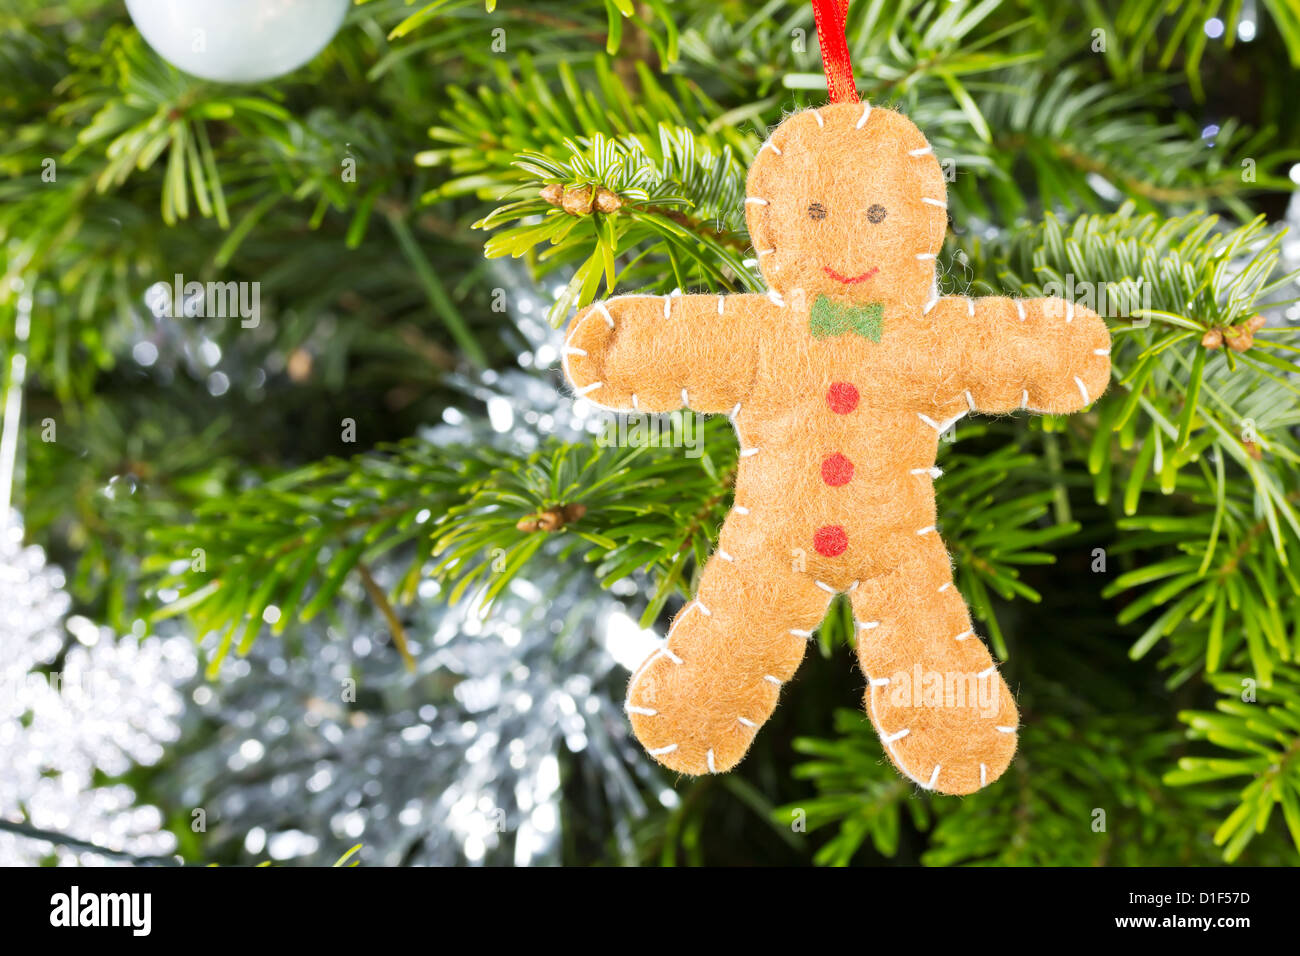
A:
626,525,832,775
849,533,1019,795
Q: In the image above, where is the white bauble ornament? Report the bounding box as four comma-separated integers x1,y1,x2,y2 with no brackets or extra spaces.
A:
124,0,350,84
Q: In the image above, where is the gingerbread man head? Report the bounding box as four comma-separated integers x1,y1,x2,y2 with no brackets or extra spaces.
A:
745,103,947,312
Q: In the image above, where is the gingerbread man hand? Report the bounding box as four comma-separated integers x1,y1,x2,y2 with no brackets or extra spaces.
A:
563,102,1110,795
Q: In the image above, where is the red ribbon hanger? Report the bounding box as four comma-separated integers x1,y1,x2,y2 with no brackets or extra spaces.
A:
811,0,859,103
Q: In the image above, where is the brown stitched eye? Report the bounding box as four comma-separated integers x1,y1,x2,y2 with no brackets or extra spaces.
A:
807,202,827,220
867,204,887,224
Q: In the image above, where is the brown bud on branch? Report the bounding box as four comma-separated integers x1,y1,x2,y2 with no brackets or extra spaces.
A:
1204,315,1265,352
516,503,588,533
539,183,622,216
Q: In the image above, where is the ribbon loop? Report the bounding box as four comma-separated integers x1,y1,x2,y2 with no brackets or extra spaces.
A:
811,0,858,103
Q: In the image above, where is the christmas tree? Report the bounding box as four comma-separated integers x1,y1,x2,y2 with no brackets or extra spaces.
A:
3,0,1300,866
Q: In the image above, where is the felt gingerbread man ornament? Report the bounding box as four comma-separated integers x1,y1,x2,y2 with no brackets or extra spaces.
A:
560,9,1110,796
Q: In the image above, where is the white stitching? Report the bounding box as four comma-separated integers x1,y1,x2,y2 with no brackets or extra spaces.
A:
977,665,997,679
745,197,770,206
563,345,587,356
856,103,871,128
996,726,1017,734
717,549,734,562
717,296,725,315
647,744,678,756
663,296,672,319
924,765,941,789
695,600,711,617
908,145,933,156
921,197,946,208
1094,348,1110,356
1015,300,1026,321
734,505,750,515
767,290,785,307
575,382,602,397
594,301,614,328
706,749,717,773
918,411,966,433
916,525,936,535
1074,376,1090,403
966,297,975,317
764,674,782,686
964,389,975,411
625,704,657,716
980,763,988,787
739,447,760,458
910,466,943,478
630,647,665,682
955,630,973,641
1065,300,1075,323
865,677,927,787
916,253,937,260
761,141,782,156
737,716,757,728
812,109,824,128
814,580,837,594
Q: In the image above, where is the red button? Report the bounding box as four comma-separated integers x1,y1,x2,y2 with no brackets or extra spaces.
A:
821,453,853,486
827,382,859,414
813,525,848,556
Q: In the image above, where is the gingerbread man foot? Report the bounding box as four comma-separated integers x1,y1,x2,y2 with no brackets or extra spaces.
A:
625,533,831,774
850,536,1018,795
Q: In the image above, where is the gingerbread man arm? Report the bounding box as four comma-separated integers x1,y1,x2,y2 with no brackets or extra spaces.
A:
924,295,1112,416
561,293,769,414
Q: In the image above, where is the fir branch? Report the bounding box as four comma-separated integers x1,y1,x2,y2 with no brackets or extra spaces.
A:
0,819,181,866
1167,665,1300,861
146,424,740,662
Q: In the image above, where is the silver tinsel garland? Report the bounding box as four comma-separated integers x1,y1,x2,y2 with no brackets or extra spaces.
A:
142,263,671,865
0,512,195,865
161,562,661,866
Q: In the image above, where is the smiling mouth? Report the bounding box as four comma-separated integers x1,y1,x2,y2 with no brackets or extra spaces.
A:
823,266,880,284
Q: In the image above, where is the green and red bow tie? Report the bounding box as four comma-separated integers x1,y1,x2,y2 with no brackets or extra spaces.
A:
810,295,883,341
